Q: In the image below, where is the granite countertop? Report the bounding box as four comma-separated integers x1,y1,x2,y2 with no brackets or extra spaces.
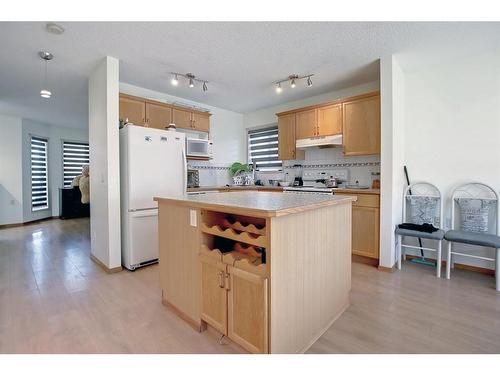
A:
154,191,356,217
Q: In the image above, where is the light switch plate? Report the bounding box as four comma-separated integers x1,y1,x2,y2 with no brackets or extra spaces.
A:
190,209,197,227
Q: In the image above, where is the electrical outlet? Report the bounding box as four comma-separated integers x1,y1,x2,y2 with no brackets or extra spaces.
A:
190,209,197,227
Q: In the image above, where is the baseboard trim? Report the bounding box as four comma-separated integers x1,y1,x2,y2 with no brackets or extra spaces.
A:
161,293,204,332
378,264,395,273
405,254,494,276
90,254,122,273
0,216,58,229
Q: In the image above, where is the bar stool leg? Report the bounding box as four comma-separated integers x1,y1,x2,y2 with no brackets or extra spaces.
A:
446,242,452,280
436,240,442,278
397,235,402,270
495,248,500,292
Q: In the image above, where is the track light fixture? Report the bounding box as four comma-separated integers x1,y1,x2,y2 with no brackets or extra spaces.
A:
273,74,314,93
170,72,208,92
39,51,53,99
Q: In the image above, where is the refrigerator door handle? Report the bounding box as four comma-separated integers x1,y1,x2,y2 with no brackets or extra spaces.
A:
181,143,187,194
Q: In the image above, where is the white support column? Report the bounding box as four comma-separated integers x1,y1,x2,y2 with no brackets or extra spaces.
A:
379,55,405,270
88,56,121,270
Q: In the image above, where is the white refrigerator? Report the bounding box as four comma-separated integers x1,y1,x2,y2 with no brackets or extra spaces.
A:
120,125,186,270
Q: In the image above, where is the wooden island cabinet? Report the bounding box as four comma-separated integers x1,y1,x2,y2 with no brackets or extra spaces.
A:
154,191,354,353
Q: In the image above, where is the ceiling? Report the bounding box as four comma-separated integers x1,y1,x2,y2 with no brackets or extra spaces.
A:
0,22,499,129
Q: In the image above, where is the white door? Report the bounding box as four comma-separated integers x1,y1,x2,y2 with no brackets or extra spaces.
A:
126,127,186,211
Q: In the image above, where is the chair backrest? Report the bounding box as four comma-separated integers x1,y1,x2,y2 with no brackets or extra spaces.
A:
402,182,443,228
450,183,499,235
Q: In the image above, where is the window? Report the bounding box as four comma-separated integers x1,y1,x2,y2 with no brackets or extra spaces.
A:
247,125,282,171
30,136,49,211
62,141,90,187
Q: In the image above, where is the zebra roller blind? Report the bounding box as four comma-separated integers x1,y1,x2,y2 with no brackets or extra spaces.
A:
30,136,49,211
63,141,90,187
247,125,282,171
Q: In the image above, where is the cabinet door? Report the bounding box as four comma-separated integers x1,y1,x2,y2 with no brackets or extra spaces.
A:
192,112,210,132
278,113,297,160
352,206,380,259
200,257,227,335
342,95,380,155
318,104,342,136
145,102,172,130
119,95,145,126
172,108,193,130
227,267,268,354
295,109,317,139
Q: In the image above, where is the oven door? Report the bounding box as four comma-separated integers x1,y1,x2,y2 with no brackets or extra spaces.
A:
186,138,210,157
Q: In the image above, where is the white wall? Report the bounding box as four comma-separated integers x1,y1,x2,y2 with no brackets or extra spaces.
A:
21,119,88,222
379,55,405,269
89,56,121,269
119,83,246,164
0,114,23,225
401,50,500,269
243,81,380,130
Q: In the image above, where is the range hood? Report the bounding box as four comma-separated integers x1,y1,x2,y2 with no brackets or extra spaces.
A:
296,134,343,149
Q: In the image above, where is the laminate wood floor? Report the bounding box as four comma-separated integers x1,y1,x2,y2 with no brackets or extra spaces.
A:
1,218,499,354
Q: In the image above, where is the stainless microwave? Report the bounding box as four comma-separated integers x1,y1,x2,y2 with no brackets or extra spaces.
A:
186,138,213,158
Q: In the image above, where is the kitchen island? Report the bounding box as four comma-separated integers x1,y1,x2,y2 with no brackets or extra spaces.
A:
154,191,355,353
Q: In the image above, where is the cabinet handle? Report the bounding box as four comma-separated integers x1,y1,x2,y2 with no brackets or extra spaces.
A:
224,273,230,291
218,271,225,288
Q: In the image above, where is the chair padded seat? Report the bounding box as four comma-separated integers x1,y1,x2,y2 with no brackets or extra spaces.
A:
444,230,500,248
395,227,445,240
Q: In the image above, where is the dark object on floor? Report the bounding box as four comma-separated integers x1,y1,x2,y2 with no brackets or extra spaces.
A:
59,187,90,219
398,222,439,233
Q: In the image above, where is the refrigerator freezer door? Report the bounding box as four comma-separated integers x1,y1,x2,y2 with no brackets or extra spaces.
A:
122,209,159,270
124,126,186,211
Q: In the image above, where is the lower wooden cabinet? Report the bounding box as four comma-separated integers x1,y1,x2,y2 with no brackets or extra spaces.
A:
200,255,269,353
335,192,380,260
352,206,380,259
227,267,268,354
200,256,228,334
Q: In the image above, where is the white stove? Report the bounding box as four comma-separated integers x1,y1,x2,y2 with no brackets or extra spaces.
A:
283,169,349,195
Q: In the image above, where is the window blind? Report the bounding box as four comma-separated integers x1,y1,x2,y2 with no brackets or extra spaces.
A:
247,125,282,171
31,136,49,211
63,141,90,187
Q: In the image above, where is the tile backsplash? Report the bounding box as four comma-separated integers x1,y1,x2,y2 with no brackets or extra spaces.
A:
188,147,381,187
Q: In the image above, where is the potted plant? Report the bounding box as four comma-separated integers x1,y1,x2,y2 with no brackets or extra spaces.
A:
228,162,254,186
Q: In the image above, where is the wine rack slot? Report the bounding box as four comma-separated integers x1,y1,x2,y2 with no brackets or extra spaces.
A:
201,223,267,248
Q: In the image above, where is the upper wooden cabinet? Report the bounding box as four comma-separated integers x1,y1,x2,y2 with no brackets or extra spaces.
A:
192,112,210,132
275,91,380,156
119,94,146,126
278,113,304,161
119,93,211,133
342,94,380,155
145,101,172,130
172,107,193,130
172,107,211,132
317,104,342,136
295,109,317,139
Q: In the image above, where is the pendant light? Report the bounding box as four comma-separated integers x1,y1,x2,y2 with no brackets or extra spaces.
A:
39,51,53,99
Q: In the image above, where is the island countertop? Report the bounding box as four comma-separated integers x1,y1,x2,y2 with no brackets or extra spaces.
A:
154,191,355,217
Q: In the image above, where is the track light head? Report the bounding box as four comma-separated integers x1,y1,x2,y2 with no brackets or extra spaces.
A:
202,82,208,92
276,83,282,93
171,74,179,86
307,76,313,87
40,89,52,99
290,79,296,88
